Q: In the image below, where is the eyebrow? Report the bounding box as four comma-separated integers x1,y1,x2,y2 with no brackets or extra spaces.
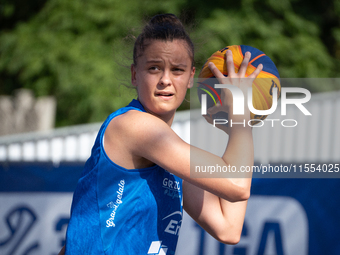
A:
172,63,188,68
146,60,188,68
146,60,163,64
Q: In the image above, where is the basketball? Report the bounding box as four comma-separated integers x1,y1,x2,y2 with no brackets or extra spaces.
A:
198,45,281,124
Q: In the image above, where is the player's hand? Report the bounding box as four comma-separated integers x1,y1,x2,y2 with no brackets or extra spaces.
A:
209,50,262,109
204,50,262,132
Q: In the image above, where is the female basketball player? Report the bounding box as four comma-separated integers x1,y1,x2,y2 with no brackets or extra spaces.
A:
60,13,262,254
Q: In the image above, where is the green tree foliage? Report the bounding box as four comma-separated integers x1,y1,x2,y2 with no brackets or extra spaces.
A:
1,0,339,126
0,0,185,125
189,0,340,76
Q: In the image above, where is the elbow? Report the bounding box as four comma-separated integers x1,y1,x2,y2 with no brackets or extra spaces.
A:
227,186,250,202
235,179,251,201
213,220,245,245
216,230,242,245
219,236,241,245
239,187,250,201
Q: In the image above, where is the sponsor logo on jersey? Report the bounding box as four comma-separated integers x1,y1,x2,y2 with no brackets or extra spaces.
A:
162,177,181,199
106,179,125,227
148,241,168,255
162,211,182,236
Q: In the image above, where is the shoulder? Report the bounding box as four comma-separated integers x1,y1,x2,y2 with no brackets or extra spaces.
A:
104,109,180,166
105,109,172,141
103,107,190,176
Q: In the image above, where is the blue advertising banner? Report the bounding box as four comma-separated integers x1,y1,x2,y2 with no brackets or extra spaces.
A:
1,162,339,255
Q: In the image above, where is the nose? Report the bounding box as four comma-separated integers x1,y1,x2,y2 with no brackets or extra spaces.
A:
159,70,171,86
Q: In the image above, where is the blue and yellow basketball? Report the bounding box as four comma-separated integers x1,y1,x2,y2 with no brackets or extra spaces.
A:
198,45,281,123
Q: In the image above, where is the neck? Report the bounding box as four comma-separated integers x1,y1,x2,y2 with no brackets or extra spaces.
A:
137,99,176,127
150,111,176,127
162,113,175,126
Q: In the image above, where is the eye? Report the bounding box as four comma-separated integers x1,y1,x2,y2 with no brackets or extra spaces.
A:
172,67,185,74
149,66,160,72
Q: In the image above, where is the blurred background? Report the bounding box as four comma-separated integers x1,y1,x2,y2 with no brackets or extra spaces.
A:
1,0,340,129
1,0,340,254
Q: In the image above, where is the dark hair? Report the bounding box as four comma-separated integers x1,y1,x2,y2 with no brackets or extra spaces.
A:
133,13,195,66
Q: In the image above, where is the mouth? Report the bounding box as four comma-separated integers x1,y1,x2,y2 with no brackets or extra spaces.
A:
155,91,174,98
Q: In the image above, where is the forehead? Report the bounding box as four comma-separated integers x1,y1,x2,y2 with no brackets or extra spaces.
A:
140,39,192,64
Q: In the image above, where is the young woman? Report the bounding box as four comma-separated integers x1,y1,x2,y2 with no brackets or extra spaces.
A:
61,13,262,255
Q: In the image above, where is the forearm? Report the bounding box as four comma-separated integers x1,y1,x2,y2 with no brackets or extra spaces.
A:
224,125,254,173
221,106,254,191
185,102,254,244
216,197,249,244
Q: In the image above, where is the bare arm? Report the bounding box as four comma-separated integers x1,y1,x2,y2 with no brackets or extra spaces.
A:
184,50,261,244
106,111,250,202
183,181,249,244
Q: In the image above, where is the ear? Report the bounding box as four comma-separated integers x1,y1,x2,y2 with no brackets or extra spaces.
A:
131,64,137,87
187,66,196,89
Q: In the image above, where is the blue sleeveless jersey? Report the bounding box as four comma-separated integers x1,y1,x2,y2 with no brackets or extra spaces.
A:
65,100,183,255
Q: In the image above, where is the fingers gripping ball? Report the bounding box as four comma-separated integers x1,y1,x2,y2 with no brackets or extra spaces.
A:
198,45,281,124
